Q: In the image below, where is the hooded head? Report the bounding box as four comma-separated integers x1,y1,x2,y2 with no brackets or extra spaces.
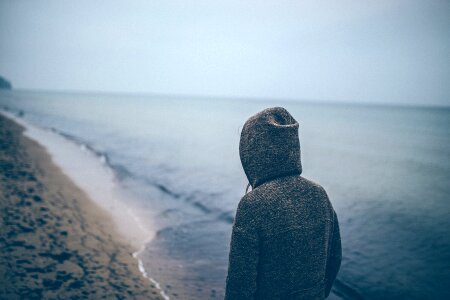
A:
239,107,302,188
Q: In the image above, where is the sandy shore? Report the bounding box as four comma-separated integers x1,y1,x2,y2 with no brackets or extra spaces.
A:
0,115,163,299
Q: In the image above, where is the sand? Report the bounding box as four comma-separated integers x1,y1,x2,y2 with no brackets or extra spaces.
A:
0,115,163,299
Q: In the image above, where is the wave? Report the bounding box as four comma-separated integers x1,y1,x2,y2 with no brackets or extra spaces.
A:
45,127,236,224
48,127,113,169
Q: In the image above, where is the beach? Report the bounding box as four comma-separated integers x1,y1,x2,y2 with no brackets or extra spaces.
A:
0,114,163,299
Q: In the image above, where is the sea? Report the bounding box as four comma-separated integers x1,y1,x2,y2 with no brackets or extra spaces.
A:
1,90,449,300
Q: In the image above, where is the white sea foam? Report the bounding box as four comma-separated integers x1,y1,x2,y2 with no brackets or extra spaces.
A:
1,110,169,299
133,246,170,300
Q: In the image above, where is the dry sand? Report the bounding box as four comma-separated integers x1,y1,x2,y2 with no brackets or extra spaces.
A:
0,115,163,299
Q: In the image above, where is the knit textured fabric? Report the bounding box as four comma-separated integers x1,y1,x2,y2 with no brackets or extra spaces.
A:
225,107,341,300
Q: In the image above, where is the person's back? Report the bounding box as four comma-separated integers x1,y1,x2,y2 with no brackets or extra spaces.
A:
225,107,341,300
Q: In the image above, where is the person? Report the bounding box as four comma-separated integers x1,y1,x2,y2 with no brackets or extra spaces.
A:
225,107,341,300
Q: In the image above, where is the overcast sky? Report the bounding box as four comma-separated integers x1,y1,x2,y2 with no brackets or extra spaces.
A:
0,0,449,105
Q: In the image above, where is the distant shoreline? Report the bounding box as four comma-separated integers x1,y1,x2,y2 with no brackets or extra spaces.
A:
0,114,163,299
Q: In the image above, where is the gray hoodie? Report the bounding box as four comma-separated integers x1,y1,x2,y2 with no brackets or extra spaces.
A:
225,107,341,300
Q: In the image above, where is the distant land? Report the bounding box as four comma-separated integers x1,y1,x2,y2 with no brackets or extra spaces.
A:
0,76,12,89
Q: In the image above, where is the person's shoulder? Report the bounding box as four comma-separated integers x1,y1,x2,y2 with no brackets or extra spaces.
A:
233,192,263,226
236,187,267,215
298,176,336,215
298,176,329,198
238,190,258,208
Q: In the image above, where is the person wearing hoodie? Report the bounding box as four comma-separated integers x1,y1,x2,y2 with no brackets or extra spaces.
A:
225,107,341,300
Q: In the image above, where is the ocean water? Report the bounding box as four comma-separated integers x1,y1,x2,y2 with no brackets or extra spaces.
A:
1,90,449,300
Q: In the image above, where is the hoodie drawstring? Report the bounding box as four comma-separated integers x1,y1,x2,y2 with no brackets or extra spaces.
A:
245,183,251,194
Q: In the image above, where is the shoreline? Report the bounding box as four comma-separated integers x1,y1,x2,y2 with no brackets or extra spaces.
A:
2,110,154,250
0,114,164,299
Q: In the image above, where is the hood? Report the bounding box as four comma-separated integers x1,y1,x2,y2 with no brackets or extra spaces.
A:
239,107,302,188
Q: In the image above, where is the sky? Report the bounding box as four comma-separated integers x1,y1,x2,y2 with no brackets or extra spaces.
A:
0,0,449,106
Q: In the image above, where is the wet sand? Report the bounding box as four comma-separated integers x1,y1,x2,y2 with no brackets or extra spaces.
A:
0,115,163,299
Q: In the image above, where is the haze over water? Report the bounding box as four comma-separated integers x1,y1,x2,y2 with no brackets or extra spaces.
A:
1,90,449,299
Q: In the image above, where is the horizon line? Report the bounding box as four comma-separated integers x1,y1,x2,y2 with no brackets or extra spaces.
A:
2,87,449,110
